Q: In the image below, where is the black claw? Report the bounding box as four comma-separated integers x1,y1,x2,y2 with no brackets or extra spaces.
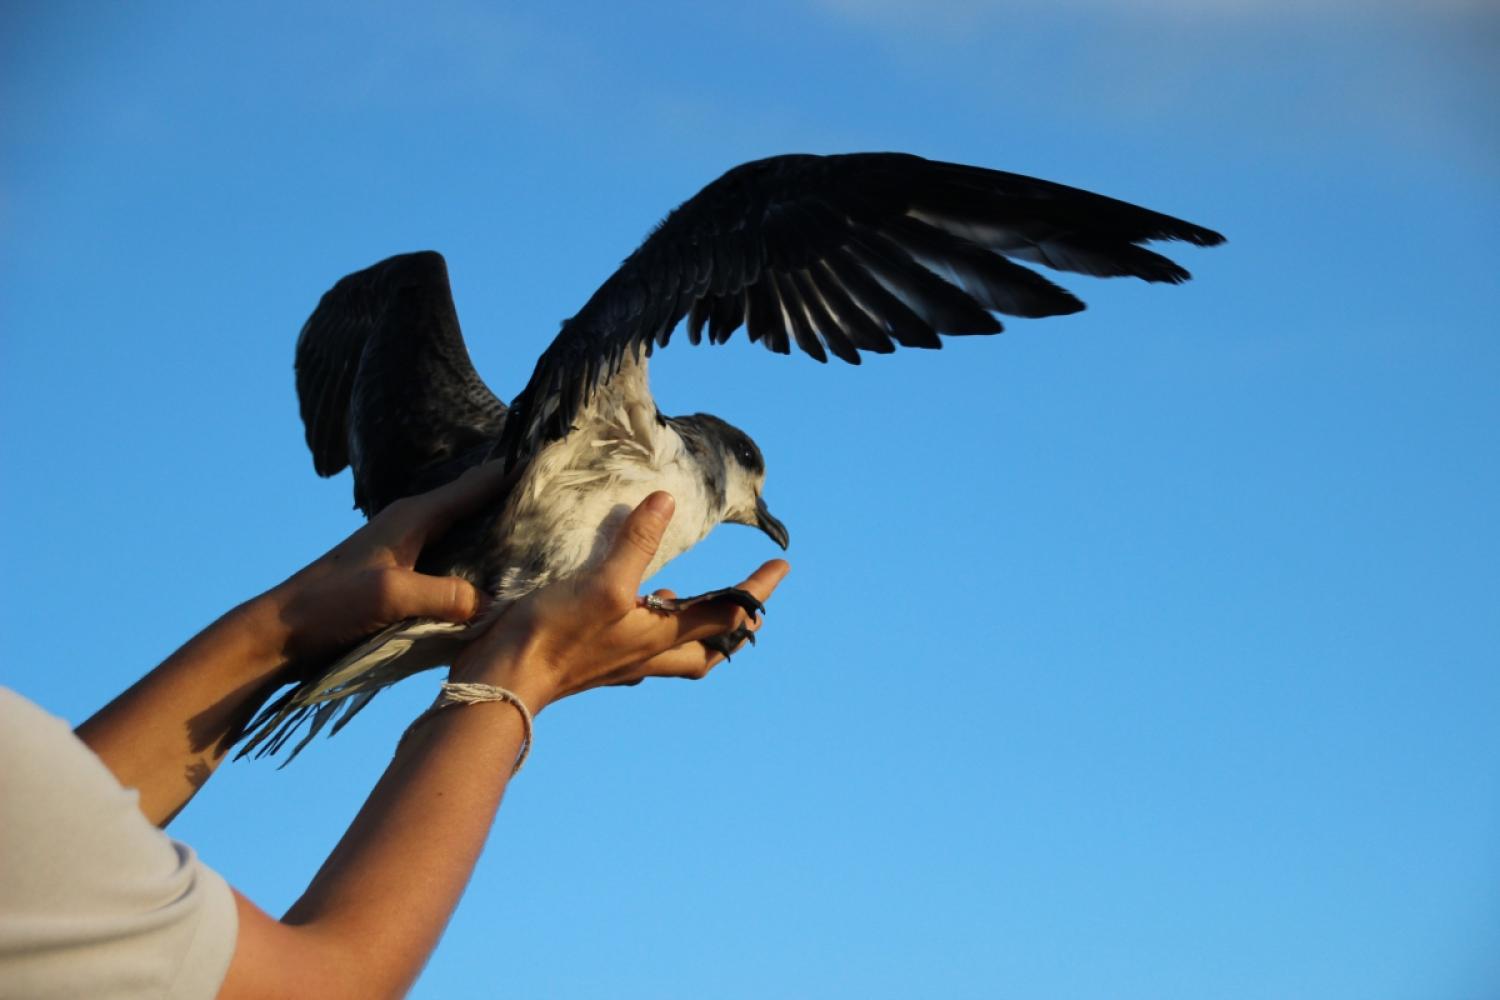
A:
701,632,737,661
700,623,757,662
720,587,766,619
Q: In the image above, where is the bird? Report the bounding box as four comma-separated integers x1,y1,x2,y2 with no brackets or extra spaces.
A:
238,151,1224,760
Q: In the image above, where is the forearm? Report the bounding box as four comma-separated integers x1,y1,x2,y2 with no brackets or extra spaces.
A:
75,592,295,825
210,494,782,998
220,673,531,1000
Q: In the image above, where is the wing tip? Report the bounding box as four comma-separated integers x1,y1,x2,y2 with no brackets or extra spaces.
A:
1163,223,1226,249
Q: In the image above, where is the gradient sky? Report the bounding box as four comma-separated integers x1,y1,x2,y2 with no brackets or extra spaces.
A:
3,3,1497,998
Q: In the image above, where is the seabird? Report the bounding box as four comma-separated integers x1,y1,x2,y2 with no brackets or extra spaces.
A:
240,152,1223,759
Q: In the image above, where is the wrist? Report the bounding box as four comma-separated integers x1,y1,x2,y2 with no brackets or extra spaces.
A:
255,568,365,665
244,581,309,662
448,637,560,716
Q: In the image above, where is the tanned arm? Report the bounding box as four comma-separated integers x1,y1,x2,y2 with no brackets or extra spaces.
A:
218,491,787,999
75,462,518,826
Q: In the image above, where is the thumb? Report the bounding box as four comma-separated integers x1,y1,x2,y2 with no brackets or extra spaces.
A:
604,492,675,588
387,572,487,624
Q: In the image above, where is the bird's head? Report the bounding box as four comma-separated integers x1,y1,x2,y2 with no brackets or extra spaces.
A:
677,413,789,550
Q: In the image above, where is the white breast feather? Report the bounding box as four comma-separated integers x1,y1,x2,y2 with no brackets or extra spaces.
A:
495,353,718,601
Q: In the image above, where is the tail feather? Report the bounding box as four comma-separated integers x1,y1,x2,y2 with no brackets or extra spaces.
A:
235,618,471,763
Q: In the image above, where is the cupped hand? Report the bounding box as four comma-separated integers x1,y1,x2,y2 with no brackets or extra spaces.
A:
265,462,516,662
449,491,790,713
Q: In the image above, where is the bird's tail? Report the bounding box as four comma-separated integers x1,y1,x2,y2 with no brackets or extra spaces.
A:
235,618,473,764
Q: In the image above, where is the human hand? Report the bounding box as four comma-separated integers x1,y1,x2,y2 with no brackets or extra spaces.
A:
449,491,790,714
264,462,515,662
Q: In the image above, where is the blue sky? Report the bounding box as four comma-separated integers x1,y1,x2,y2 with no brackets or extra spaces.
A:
3,2,1497,997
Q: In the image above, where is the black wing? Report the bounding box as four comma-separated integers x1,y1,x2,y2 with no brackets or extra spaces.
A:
496,152,1224,464
296,251,507,515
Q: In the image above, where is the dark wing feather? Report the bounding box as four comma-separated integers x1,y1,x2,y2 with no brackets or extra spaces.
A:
497,152,1224,465
295,251,507,515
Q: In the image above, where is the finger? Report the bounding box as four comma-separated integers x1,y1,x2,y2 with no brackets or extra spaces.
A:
620,559,786,657
623,615,763,681
606,619,752,684
601,492,675,591
380,571,486,624
615,643,721,682
664,559,789,645
401,461,520,540
638,587,677,609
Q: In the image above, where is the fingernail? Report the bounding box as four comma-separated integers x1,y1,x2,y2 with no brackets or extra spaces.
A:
644,491,674,516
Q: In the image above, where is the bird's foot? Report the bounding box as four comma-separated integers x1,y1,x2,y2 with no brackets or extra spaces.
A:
642,586,765,619
641,587,764,662
699,623,757,662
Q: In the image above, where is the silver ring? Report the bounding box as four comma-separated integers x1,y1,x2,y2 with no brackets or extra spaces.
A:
643,594,670,612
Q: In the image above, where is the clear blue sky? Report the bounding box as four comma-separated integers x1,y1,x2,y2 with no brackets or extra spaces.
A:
3,2,1497,997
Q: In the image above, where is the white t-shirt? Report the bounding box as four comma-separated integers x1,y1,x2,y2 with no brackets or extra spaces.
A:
0,688,238,999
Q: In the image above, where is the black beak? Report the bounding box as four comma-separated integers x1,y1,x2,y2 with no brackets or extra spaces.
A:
755,496,790,550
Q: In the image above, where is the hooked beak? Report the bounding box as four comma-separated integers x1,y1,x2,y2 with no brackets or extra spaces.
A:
755,496,790,550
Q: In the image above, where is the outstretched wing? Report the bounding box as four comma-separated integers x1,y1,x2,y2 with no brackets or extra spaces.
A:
296,251,508,514
496,152,1225,464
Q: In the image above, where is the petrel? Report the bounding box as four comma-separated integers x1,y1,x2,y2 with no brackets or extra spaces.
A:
240,152,1224,759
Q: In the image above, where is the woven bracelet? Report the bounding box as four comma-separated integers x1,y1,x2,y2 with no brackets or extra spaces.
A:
399,681,533,776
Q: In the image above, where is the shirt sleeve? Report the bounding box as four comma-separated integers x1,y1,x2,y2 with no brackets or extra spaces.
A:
0,688,239,1000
